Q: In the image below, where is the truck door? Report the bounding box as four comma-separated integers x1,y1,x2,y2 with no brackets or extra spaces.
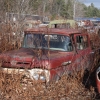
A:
74,34,92,71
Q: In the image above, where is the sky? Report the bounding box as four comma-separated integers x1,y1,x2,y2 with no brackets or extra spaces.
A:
83,0,100,8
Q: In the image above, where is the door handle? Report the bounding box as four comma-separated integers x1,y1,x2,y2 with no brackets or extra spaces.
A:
90,51,94,54
61,61,71,66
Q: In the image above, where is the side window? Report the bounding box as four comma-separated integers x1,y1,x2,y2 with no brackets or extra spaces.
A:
83,35,88,48
76,35,88,50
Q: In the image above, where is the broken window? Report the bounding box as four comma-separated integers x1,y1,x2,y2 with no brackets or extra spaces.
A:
76,35,88,50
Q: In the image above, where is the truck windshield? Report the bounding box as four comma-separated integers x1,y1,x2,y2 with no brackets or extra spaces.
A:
22,33,73,52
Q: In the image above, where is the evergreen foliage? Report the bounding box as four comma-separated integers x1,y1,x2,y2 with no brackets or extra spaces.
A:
0,0,100,20
84,3,100,17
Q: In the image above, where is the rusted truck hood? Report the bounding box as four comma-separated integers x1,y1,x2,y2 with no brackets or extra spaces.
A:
0,48,72,69
1,48,37,60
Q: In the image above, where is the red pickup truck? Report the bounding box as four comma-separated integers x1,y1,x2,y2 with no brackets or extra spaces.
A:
0,28,97,82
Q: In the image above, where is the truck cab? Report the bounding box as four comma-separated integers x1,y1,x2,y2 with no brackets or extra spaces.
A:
0,28,94,82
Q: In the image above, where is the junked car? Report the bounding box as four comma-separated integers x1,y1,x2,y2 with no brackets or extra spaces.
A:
0,27,96,82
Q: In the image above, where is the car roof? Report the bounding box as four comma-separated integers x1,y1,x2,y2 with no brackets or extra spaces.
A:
49,19,77,28
24,27,81,35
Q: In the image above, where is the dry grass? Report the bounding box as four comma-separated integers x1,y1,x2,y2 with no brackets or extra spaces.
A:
0,22,22,52
0,70,95,100
89,33,100,50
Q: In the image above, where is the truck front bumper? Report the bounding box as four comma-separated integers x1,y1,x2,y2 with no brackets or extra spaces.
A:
1,67,50,82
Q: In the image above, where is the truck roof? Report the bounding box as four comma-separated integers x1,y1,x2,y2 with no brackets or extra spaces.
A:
24,28,82,35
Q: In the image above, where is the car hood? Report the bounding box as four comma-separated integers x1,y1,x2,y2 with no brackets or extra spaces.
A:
0,48,72,69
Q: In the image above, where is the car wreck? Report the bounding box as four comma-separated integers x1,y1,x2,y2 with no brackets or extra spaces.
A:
96,66,100,93
0,27,99,83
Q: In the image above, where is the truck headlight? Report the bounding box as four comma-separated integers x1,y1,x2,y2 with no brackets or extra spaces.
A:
28,69,50,82
39,75,46,81
32,73,46,81
33,73,39,80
